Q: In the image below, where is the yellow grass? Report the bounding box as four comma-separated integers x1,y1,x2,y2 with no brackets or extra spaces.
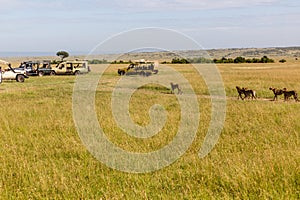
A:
0,62,299,199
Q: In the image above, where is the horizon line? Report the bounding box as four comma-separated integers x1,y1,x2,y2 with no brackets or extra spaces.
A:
1,45,300,58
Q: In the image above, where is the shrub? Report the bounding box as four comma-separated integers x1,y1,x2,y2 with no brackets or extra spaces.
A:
279,59,287,63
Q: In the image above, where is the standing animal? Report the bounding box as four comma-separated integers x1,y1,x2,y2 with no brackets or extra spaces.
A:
269,87,284,101
236,86,245,100
283,88,299,102
243,88,257,100
170,82,183,94
236,86,257,100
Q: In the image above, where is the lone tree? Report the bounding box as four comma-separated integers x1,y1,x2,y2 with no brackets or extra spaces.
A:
56,51,69,61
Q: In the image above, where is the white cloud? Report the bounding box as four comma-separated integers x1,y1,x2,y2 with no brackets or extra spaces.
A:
0,0,82,11
0,0,20,9
106,0,279,10
0,0,280,12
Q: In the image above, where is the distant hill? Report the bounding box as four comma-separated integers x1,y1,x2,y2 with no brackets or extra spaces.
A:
3,46,300,63
89,46,300,61
206,46,300,59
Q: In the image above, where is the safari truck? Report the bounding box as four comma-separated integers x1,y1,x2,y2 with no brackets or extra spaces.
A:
14,60,53,76
118,60,158,76
0,59,28,83
51,60,90,75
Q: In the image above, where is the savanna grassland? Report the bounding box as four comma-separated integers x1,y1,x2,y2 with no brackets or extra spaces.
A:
0,61,299,199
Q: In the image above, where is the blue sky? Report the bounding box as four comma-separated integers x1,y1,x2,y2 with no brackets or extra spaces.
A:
0,0,299,54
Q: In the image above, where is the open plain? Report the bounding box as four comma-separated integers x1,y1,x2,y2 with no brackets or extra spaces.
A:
0,58,299,199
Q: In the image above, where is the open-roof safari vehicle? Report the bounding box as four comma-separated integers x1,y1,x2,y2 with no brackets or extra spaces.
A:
118,60,158,76
0,59,29,83
52,60,90,75
13,60,53,76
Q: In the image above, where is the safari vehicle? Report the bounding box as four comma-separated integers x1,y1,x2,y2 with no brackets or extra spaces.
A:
13,60,53,76
0,59,28,83
118,60,158,76
52,60,90,75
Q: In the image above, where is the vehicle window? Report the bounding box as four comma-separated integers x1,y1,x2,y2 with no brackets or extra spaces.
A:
59,64,65,69
42,63,49,68
33,63,39,69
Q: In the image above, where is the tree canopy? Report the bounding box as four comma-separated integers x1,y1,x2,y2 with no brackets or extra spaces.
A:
56,51,69,61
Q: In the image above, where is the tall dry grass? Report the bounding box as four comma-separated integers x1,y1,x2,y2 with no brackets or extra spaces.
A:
0,63,299,199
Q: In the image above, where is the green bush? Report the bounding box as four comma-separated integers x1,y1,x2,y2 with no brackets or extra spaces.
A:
279,59,287,63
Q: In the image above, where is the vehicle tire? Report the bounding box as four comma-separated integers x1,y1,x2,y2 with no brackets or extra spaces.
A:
74,71,81,75
140,71,146,76
16,75,25,82
38,71,44,77
50,71,55,76
118,69,125,75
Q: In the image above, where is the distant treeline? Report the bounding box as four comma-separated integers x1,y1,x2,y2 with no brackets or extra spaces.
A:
213,56,275,63
87,56,284,65
88,59,109,64
88,59,132,64
162,56,276,64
